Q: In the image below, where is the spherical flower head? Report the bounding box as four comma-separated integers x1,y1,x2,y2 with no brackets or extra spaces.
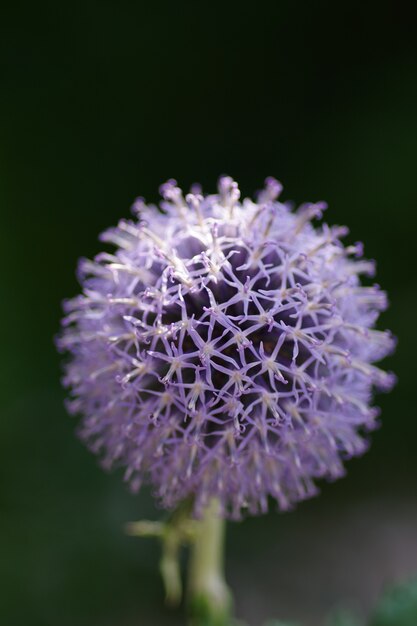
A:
57,177,396,519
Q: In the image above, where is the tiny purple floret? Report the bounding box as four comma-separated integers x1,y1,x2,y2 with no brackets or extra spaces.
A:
57,177,396,518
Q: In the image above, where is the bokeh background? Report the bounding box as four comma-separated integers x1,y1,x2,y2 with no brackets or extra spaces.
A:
1,2,416,625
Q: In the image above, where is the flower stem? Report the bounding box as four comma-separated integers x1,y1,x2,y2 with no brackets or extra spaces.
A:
187,499,233,626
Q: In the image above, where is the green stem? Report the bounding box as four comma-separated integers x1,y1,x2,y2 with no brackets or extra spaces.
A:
187,499,233,626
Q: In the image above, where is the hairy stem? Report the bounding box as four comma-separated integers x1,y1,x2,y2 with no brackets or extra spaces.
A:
187,499,233,626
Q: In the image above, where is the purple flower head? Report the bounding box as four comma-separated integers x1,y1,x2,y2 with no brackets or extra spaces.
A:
57,177,396,519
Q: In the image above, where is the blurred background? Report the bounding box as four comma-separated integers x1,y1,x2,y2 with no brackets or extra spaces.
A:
1,2,416,625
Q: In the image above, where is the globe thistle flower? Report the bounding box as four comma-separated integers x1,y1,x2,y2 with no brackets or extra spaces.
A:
57,177,396,519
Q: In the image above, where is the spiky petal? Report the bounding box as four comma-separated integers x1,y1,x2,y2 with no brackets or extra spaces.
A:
57,177,396,518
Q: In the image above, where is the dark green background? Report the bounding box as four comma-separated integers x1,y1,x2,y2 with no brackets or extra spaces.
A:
1,2,416,625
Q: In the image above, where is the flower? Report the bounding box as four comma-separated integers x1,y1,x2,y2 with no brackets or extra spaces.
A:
57,176,396,518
